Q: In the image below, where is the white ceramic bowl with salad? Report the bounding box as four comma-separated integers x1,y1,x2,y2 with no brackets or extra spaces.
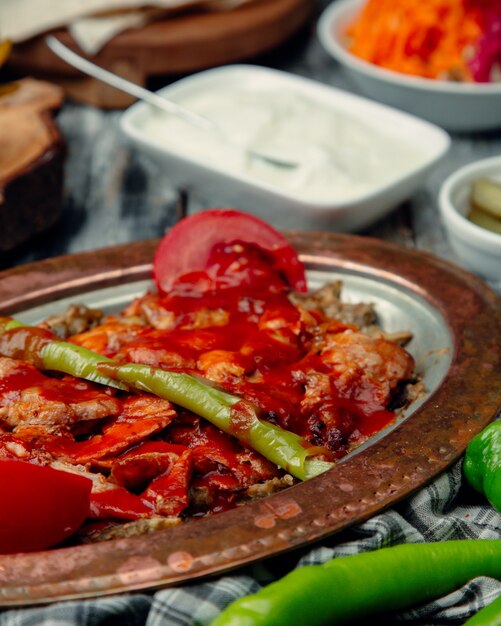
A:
439,156,501,281
317,0,501,132
121,64,449,232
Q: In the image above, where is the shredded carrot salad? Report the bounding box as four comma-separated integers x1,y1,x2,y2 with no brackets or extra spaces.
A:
346,0,485,81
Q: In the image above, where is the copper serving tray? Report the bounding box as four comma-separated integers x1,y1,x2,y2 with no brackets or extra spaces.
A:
0,232,499,607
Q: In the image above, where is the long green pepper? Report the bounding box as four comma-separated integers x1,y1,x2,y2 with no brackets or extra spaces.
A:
209,541,501,626
0,318,333,481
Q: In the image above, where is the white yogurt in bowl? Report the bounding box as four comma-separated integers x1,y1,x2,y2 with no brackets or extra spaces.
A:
121,65,450,230
139,87,426,205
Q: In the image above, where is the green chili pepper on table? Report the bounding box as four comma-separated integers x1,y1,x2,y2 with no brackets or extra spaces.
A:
209,541,501,626
0,318,333,481
464,421,501,513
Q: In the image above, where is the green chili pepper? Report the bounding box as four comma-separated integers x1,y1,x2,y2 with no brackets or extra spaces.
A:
464,594,501,625
42,342,127,389
464,422,501,512
209,540,501,626
0,318,333,481
98,362,333,481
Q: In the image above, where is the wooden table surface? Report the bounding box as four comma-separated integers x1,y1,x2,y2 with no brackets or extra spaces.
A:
4,0,501,292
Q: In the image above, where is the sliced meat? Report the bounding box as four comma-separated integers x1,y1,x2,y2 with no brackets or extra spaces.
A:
60,395,177,464
197,350,247,384
0,357,121,433
168,414,280,491
122,292,229,330
142,448,193,517
0,433,53,463
69,317,145,357
290,282,377,328
118,345,196,370
40,304,104,339
122,292,177,330
109,441,187,490
313,326,415,405
184,307,230,330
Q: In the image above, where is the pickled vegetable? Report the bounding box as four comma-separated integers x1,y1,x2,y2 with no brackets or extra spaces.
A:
471,178,501,219
468,177,501,234
469,207,501,235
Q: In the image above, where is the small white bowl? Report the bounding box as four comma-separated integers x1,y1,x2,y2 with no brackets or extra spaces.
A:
439,156,501,281
121,65,449,232
317,0,501,132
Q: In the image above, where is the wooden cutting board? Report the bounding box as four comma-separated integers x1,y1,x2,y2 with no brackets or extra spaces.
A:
8,0,313,108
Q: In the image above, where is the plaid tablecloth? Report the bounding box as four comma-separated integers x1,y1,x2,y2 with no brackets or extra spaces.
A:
2,457,501,626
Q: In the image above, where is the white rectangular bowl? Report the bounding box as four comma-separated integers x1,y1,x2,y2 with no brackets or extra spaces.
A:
121,65,450,231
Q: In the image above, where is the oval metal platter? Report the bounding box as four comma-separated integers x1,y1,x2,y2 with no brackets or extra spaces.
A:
0,232,499,606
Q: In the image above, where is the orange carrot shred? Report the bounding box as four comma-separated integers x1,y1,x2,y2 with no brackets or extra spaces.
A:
345,0,484,81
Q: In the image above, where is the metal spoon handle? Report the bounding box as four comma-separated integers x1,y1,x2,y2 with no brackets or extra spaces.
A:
46,35,297,169
45,36,215,132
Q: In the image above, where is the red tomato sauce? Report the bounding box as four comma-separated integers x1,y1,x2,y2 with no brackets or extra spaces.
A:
0,239,409,541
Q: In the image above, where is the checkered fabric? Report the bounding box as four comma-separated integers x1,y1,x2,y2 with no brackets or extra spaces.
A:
1,457,501,626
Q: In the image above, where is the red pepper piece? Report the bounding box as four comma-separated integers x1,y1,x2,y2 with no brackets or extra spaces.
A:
142,449,193,517
0,460,91,553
